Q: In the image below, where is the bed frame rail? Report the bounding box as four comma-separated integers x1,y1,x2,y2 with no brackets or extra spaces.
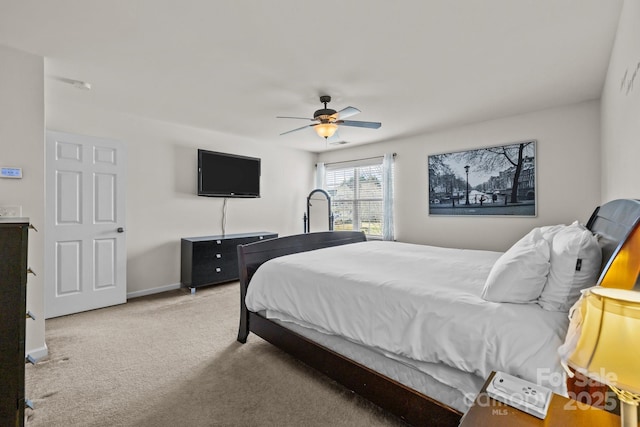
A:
249,311,462,426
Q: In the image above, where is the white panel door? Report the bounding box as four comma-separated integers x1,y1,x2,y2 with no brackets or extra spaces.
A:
45,130,126,318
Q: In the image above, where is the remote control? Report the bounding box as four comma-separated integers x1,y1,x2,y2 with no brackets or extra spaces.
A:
486,371,552,419
492,375,546,408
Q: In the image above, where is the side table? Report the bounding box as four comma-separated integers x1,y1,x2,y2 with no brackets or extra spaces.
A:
460,372,637,427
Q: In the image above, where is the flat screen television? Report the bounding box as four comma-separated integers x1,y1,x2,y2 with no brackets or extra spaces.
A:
198,149,261,198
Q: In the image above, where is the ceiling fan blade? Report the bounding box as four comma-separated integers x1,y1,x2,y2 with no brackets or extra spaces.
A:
337,106,361,119
276,116,315,121
338,120,382,129
280,124,314,135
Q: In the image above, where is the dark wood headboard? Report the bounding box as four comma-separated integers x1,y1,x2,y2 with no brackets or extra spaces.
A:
586,198,640,290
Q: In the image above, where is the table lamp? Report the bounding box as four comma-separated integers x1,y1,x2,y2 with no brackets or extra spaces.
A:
566,287,640,427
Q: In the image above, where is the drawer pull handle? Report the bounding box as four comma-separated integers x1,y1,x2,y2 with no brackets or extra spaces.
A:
26,311,36,320
27,267,36,276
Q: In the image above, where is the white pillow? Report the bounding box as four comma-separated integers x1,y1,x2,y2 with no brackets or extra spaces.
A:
539,224,566,243
538,221,602,312
482,228,551,303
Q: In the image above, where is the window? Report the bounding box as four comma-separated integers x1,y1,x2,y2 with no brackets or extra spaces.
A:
321,155,394,240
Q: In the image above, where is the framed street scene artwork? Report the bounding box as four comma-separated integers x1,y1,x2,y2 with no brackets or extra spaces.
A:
428,140,536,216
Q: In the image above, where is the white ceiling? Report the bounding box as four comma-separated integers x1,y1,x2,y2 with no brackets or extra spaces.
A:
0,1,622,152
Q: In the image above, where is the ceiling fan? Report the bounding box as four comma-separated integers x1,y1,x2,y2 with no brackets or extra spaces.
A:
277,95,382,140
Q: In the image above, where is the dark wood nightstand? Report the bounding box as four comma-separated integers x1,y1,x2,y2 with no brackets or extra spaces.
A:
459,372,638,427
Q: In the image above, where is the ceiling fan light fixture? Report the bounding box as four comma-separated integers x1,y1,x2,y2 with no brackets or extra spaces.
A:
315,123,338,139
277,95,380,141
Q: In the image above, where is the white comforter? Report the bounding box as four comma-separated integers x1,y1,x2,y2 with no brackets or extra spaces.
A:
245,241,569,393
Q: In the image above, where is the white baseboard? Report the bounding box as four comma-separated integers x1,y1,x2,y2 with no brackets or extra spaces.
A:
127,282,182,299
26,344,48,361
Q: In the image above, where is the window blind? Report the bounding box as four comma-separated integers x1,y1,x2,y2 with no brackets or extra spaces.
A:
324,156,393,239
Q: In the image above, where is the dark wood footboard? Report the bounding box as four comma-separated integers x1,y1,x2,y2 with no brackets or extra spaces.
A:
236,231,366,343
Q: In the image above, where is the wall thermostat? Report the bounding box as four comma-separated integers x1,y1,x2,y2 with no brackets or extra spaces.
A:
1,167,22,178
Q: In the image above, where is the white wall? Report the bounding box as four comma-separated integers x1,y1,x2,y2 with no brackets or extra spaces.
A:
0,44,46,356
601,0,640,201
47,105,314,295
319,101,601,252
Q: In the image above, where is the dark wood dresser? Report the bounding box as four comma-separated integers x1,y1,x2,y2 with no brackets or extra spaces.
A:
181,231,277,290
0,218,30,427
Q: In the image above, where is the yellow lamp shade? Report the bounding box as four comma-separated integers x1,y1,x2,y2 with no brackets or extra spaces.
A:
315,123,338,139
567,287,640,396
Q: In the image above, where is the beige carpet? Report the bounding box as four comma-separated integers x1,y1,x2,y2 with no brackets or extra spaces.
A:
25,282,406,427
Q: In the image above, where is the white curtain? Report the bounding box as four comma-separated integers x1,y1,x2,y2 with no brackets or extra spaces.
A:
315,162,326,189
382,153,395,241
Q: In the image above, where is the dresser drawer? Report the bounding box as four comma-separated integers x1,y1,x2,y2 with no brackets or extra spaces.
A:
192,258,237,285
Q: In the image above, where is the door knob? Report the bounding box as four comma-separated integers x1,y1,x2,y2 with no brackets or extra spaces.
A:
117,227,125,233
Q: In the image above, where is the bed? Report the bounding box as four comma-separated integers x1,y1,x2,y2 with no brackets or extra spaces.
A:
236,199,640,426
